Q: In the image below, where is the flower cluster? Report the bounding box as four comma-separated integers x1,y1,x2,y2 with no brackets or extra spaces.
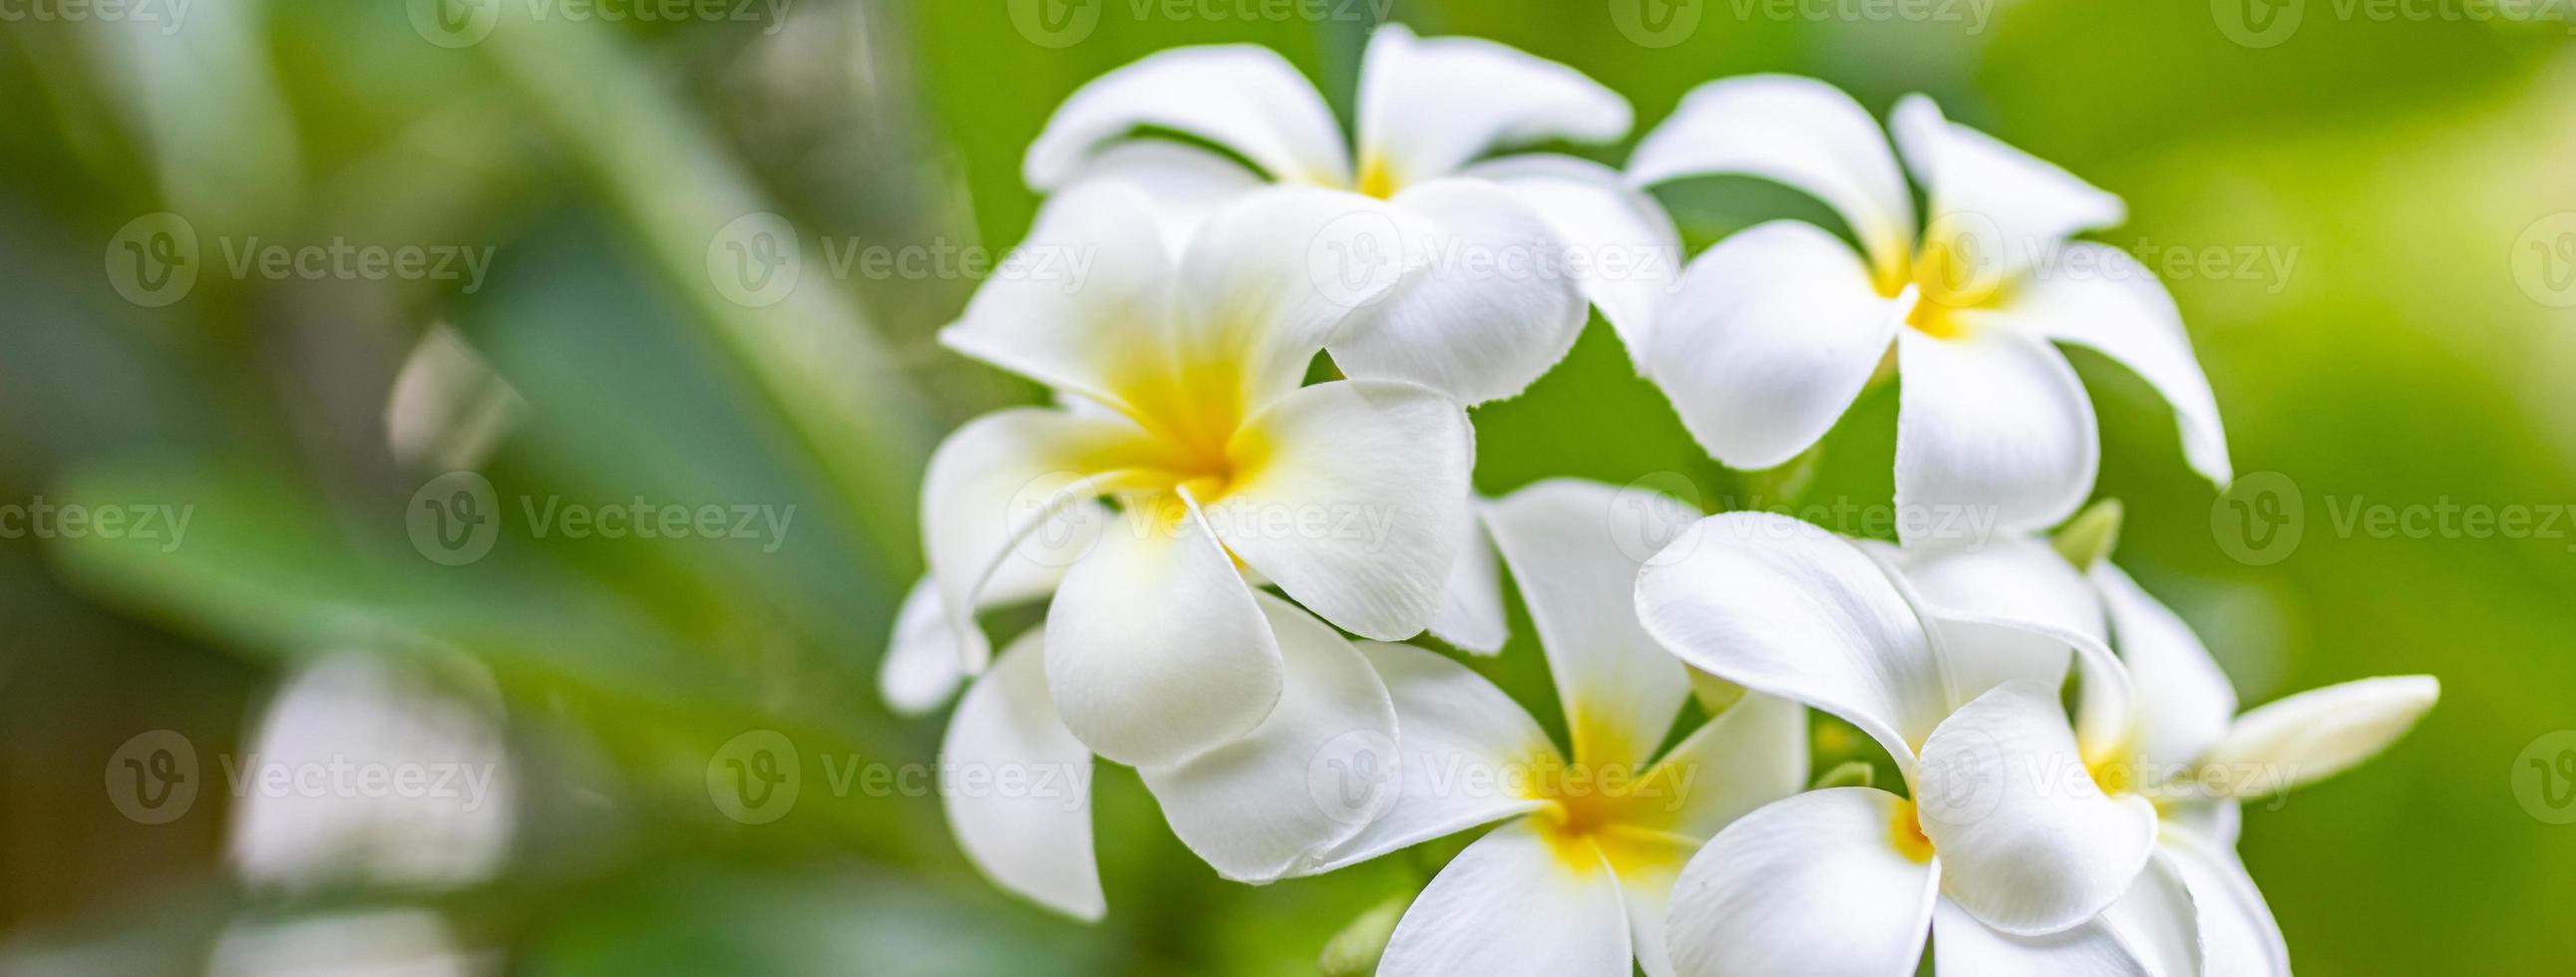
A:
885,24,2436,977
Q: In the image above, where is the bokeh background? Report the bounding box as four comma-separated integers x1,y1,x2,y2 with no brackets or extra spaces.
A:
4,0,2573,973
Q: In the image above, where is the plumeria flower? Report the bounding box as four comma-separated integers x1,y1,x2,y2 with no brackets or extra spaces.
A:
1939,542,2435,975
1629,77,2231,544
1023,23,1681,404
1636,512,2166,974
920,180,1473,770
1282,481,1807,977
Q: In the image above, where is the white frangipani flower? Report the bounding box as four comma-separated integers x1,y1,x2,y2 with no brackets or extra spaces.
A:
939,590,1399,920
1876,536,2439,975
1284,481,1807,977
1024,23,1680,404
1636,512,2165,975
1628,77,2231,544
921,181,1472,771
2077,562,2435,976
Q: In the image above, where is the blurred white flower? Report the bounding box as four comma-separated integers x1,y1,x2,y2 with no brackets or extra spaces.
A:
228,652,515,894
1283,481,1808,977
206,908,495,977
1629,77,2231,544
921,182,1472,770
1635,512,2161,974
1024,23,1679,404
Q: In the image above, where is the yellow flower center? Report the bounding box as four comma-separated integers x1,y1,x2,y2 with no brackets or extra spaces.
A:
1354,155,1398,200
1887,799,1937,864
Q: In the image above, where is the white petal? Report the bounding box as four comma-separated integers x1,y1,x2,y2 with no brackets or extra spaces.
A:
1629,75,1917,273
1931,899,2150,977
939,181,1179,414
1175,186,1423,416
2165,798,2241,850
1646,220,1904,471
1206,379,1472,641
1463,155,1683,357
1631,692,1809,842
1378,818,1633,977
919,407,1162,671
1427,500,1509,654
1326,178,1591,405
882,577,974,716
1961,242,2230,488
1024,45,1349,188
2095,850,2206,977
1894,327,2099,545
1663,788,1940,977
1623,851,1685,977
2159,828,2289,977
939,630,1101,921
882,511,1100,715
1139,594,1397,882
1915,681,2159,936
1045,492,1282,767
2194,675,2437,800
1485,480,1691,766
2092,563,2236,772
1049,140,1268,252
1875,535,2101,707
1890,95,2124,284
1635,512,1946,768
1355,24,1630,187
1293,641,1557,875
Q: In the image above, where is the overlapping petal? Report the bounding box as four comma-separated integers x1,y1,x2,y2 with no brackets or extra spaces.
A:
1624,692,1809,842
939,181,1180,414
1293,641,1557,875
2160,827,2290,977
1044,492,1281,767
1485,480,1691,766
1629,75,1918,273
2092,563,2237,771
1890,95,2124,287
1024,45,1349,188
939,631,1101,921
1425,500,1508,654
1663,788,1941,977
1914,681,2159,936
919,407,1167,669
1049,140,1268,251
1929,900,2150,976
1206,379,1472,641
1461,155,1683,356
1636,512,1947,767
1646,220,1905,471
1377,818,1634,977
1893,327,2099,544
1872,535,2104,707
1355,24,1630,189
1325,178,1590,405
1138,594,1397,882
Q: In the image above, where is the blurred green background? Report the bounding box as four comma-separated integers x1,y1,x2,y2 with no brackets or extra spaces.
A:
3,0,2572,973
